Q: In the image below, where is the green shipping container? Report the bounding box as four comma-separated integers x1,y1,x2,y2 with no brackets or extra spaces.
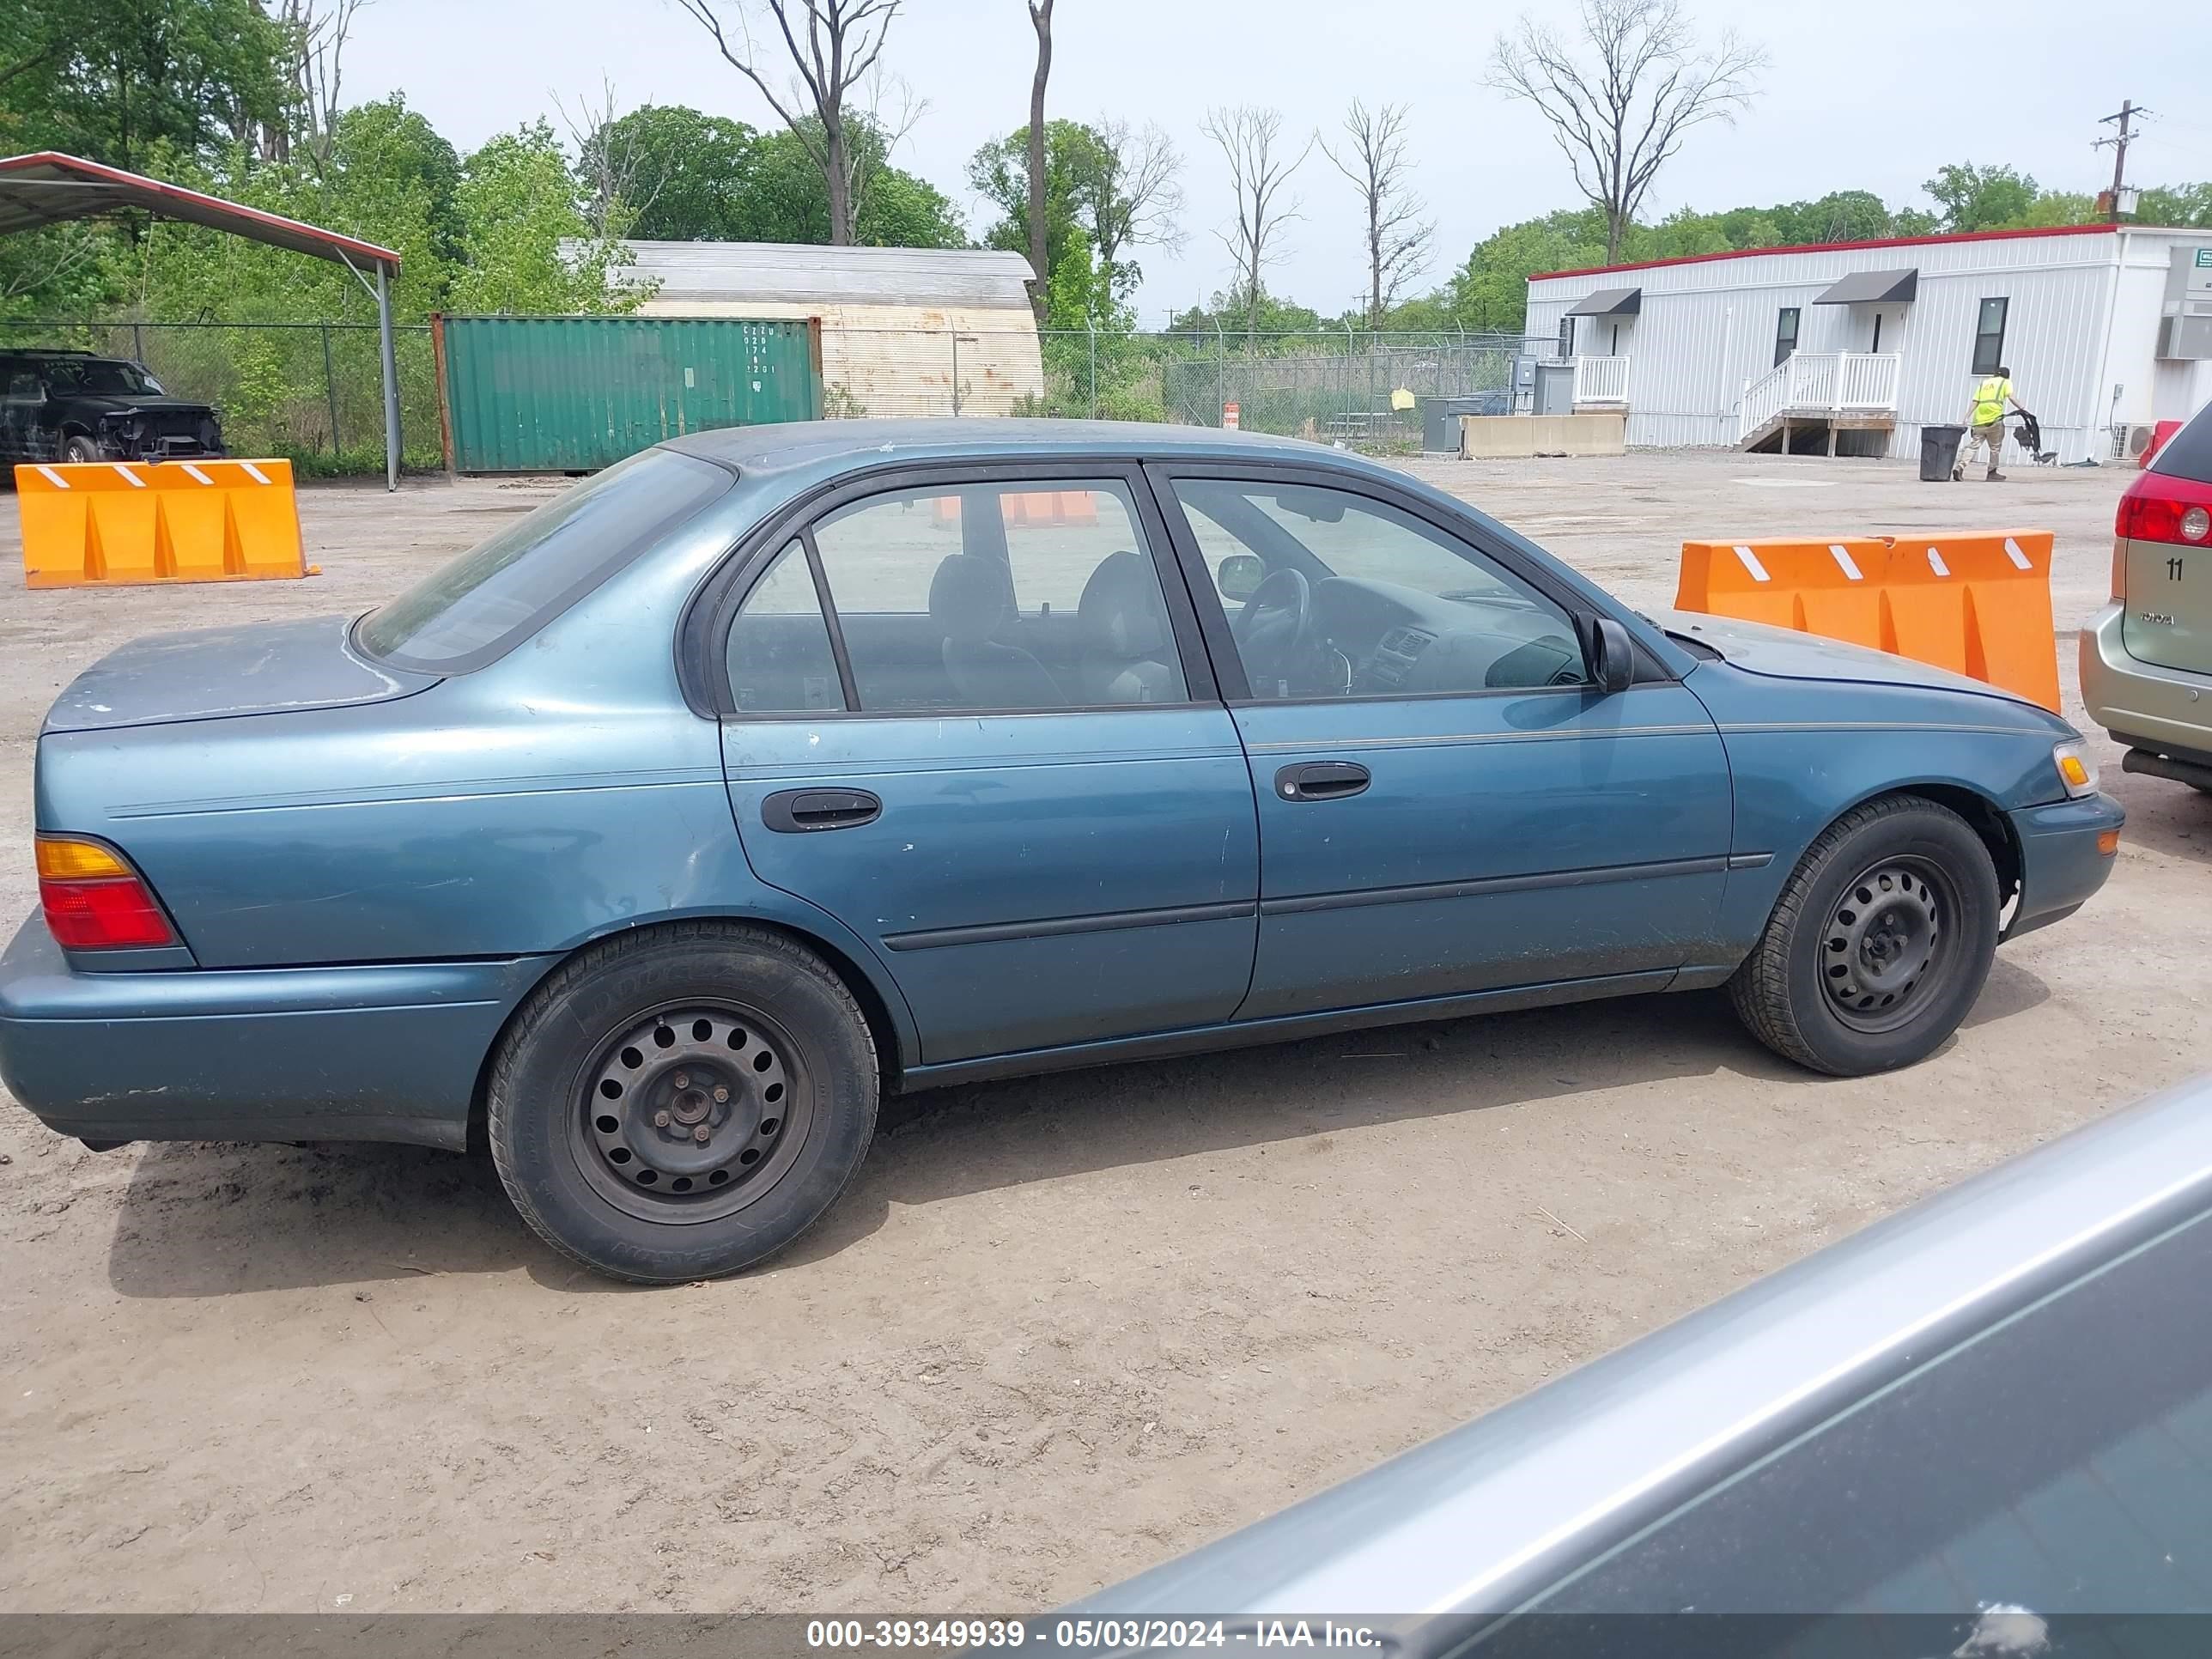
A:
436,314,822,473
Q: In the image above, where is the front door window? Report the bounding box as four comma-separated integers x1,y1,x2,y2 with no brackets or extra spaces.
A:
1168,478,1588,702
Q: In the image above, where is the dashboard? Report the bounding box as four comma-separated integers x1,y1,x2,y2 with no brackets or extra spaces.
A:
1303,575,1587,697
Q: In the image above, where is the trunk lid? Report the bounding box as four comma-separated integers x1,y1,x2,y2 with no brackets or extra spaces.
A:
2123,538,2212,675
42,615,437,735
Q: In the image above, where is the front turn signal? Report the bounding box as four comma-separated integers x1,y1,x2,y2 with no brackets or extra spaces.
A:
2052,742,2099,799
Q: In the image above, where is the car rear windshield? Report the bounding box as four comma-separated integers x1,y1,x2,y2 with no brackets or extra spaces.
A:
2152,405,2212,484
356,447,731,674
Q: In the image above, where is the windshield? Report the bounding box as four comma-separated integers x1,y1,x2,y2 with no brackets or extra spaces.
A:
356,447,732,673
46,359,164,395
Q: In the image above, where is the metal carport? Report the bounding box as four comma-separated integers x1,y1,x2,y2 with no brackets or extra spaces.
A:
0,151,407,491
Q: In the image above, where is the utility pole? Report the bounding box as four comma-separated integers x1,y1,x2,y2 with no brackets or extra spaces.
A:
2095,100,2148,222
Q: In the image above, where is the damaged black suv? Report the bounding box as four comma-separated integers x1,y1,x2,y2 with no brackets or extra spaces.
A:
0,349,225,465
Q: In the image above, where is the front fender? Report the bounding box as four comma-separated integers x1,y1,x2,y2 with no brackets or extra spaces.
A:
1685,664,2072,958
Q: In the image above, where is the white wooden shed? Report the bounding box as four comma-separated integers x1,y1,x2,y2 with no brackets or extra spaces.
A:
1524,225,2212,464
614,241,1045,418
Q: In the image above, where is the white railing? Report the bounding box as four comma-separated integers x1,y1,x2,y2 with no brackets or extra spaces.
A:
1736,352,1901,441
1571,354,1630,408
1837,352,1901,410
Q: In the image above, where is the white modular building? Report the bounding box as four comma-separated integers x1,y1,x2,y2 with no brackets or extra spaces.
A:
1523,224,2212,464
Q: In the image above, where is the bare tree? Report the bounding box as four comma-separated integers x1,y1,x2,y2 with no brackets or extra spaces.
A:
673,0,903,246
558,80,663,239
1077,118,1183,286
1321,100,1433,329
846,61,926,242
1024,0,1053,319
275,0,373,167
1488,0,1765,264
1202,106,1310,339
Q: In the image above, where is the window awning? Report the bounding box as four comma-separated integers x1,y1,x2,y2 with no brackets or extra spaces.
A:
1814,268,1917,305
1564,286,1641,318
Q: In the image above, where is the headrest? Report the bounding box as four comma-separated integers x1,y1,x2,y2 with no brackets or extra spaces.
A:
1078,550,1168,659
928,554,1012,645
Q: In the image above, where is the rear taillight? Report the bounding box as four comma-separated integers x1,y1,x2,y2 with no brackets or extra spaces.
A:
2116,469,2212,547
36,836,179,951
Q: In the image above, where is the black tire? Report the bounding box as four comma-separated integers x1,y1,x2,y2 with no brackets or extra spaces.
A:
1729,796,2000,1076
61,434,100,464
488,921,878,1284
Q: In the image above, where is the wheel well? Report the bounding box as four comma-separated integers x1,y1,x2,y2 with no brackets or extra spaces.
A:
1867,784,2023,909
464,915,908,1157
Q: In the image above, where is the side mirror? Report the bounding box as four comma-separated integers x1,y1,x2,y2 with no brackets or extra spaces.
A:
1591,616,1635,696
1217,553,1265,601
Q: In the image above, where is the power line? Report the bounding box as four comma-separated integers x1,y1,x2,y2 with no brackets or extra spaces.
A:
2094,100,2149,222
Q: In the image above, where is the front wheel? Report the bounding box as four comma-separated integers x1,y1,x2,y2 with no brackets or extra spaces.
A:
61,434,101,464
488,922,879,1284
1729,797,2000,1076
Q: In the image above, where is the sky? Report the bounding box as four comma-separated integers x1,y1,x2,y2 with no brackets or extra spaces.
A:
345,0,2212,321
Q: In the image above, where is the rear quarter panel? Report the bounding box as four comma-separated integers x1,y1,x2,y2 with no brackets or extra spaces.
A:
31,484,925,1065
1683,662,2072,963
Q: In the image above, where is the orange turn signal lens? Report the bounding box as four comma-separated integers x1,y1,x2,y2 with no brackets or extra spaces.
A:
2098,830,2122,857
2059,755,2092,788
34,836,132,880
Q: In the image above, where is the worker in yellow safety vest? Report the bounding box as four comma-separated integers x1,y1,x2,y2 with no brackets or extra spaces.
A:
1958,365,2020,482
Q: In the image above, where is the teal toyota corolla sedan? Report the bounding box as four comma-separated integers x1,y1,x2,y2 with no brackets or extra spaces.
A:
0,421,2123,1282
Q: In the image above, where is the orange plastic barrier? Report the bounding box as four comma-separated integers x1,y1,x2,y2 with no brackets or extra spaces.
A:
15,458,309,589
1677,537,1890,639
1674,529,2059,711
931,490,1099,529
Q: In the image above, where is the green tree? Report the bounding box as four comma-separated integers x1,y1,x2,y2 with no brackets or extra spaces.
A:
1923,162,2039,232
0,0,291,173
448,121,637,314
746,118,963,246
1443,209,1608,333
2137,183,2212,228
968,120,1091,281
586,104,763,241
2015,191,2096,228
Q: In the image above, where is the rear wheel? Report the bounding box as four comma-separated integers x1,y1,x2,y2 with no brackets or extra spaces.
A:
489,922,878,1284
1729,797,2000,1076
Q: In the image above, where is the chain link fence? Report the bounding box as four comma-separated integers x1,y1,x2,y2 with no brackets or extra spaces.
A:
1,319,441,475
3,319,1540,477
1034,329,1540,450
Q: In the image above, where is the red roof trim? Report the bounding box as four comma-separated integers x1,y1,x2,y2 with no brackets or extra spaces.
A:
0,149,401,269
1529,221,2115,283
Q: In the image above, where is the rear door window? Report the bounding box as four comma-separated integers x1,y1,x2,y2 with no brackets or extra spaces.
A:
756,479,1188,714
357,447,731,673
2152,405,2212,484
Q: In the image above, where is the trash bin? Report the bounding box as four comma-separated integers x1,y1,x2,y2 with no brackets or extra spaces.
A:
1920,424,1966,482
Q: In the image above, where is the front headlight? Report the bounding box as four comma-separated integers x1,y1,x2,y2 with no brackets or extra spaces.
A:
2053,740,2100,799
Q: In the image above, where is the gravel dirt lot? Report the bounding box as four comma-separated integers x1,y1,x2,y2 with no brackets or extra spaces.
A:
1,447,2205,1613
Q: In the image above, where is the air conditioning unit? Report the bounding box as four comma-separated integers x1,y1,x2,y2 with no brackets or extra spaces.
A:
2157,313,2212,361
2113,423,2159,463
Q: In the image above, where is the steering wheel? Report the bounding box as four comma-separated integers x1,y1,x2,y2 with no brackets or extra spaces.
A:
1232,567,1321,694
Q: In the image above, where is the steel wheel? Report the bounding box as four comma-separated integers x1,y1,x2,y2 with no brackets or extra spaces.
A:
1820,857,1957,1035
568,1002,813,1224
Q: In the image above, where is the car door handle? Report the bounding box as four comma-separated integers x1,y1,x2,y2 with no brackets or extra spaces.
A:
1275,762,1370,801
761,788,883,833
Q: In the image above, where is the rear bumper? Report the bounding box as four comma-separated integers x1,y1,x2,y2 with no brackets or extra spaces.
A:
2003,793,2124,943
2080,602,2212,759
0,913,554,1151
